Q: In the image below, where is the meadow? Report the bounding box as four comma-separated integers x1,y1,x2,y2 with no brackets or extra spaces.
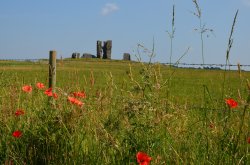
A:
0,58,249,164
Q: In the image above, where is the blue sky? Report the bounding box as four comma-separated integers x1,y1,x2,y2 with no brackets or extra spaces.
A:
0,0,250,65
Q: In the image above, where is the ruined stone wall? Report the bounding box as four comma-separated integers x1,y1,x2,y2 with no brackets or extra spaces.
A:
123,53,131,61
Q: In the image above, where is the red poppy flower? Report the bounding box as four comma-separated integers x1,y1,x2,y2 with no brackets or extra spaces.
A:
12,130,22,138
136,152,152,165
248,137,250,144
44,88,52,95
209,123,214,129
73,91,86,98
36,82,45,89
68,96,84,107
52,93,58,99
44,88,58,99
15,109,25,116
225,98,238,108
22,85,32,93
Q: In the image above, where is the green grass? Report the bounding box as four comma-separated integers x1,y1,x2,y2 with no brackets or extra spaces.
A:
0,59,250,164
1,59,248,105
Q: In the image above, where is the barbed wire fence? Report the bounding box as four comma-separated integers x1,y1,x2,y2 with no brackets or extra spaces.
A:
163,62,250,71
0,59,42,62
0,59,250,70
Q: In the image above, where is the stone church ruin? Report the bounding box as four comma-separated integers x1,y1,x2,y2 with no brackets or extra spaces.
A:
70,40,130,61
97,40,112,59
71,40,113,60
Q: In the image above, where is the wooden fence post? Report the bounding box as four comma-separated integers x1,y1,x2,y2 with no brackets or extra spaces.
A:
49,51,56,91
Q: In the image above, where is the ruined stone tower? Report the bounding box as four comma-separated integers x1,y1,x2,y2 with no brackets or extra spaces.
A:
105,40,112,59
97,40,102,59
95,40,113,59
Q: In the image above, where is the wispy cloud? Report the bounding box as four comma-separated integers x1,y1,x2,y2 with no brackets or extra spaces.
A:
101,3,119,16
242,0,250,6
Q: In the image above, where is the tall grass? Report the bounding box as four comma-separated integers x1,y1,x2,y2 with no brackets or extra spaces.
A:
222,10,239,100
167,4,175,67
191,0,214,67
0,3,250,165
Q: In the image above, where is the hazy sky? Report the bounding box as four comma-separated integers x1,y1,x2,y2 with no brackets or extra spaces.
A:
0,0,249,65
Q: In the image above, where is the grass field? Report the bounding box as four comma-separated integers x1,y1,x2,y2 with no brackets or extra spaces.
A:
0,59,250,164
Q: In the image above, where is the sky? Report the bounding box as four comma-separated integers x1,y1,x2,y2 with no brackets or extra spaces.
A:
0,0,250,66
